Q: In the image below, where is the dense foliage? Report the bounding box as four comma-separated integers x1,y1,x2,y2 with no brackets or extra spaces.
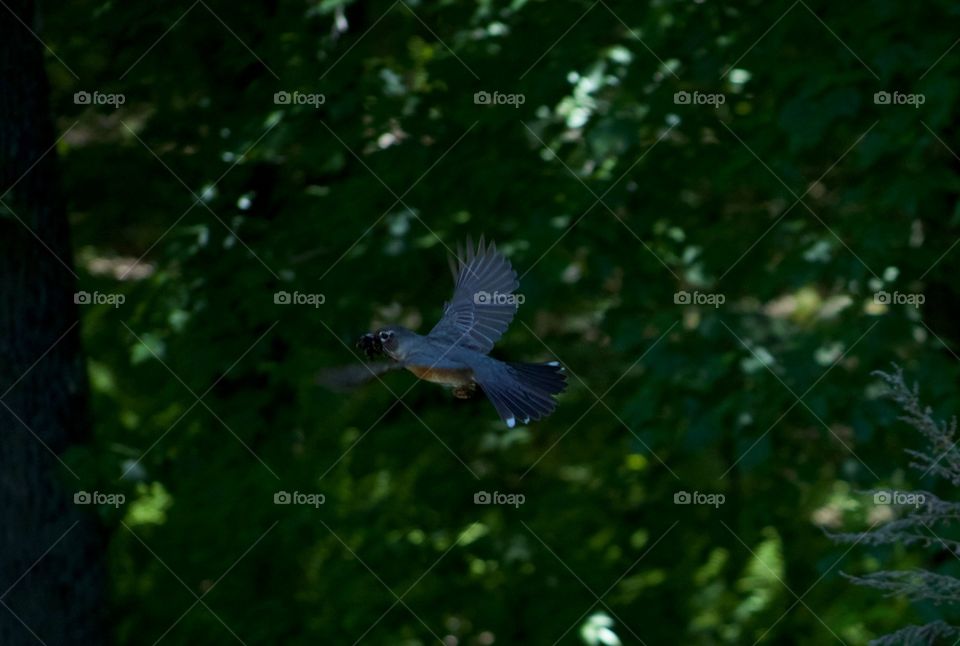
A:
37,0,960,642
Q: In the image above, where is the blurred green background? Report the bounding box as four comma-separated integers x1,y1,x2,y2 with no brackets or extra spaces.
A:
39,0,960,643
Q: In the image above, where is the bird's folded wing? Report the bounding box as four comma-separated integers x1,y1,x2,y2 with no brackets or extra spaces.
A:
428,236,519,354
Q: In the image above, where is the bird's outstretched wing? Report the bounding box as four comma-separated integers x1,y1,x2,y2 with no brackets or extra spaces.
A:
428,236,519,354
315,361,400,392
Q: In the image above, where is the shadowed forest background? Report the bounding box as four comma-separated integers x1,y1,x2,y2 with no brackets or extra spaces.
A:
3,0,960,644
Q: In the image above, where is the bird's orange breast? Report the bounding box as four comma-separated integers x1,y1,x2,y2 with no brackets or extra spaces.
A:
406,365,473,386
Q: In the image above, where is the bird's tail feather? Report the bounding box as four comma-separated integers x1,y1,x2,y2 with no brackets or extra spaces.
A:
476,360,566,427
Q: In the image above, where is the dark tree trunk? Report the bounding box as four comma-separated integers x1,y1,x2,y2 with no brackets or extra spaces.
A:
0,1,105,643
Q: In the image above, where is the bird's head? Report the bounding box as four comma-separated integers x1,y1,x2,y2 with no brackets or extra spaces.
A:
373,326,416,359
358,326,415,361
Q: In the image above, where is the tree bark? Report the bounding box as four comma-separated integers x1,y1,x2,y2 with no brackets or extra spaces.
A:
0,1,105,643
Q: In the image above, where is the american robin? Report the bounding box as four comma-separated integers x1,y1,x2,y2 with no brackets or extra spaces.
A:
343,237,567,427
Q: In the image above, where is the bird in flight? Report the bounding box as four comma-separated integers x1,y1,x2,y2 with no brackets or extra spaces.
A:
330,238,567,427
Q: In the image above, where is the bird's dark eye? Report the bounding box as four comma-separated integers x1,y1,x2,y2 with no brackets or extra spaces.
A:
378,331,391,341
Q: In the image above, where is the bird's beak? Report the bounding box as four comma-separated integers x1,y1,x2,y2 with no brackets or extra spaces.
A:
356,333,383,359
